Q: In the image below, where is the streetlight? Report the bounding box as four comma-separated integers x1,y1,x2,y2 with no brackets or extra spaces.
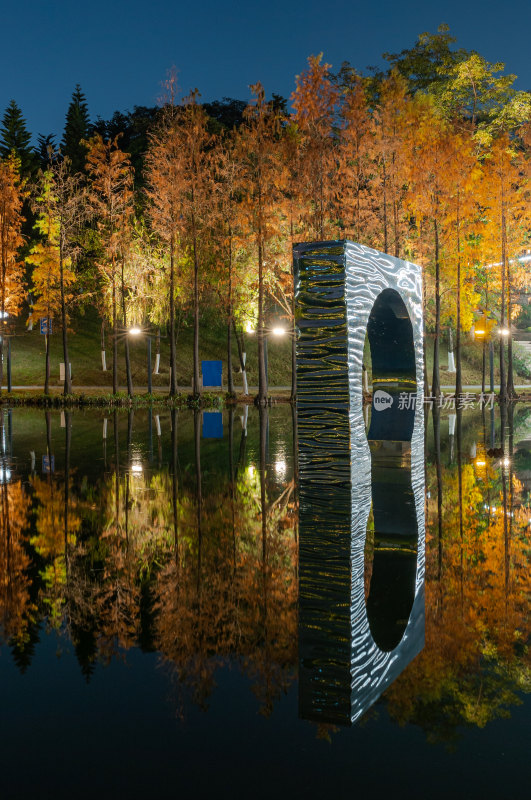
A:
128,326,152,394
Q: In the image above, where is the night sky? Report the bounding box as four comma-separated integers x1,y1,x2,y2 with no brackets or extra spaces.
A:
3,0,530,142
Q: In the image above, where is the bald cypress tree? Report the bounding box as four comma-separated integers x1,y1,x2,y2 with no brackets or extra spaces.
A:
62,85,90,172
0,100,36,176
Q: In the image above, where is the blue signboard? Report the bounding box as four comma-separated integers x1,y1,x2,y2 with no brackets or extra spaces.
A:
42,454,55,473
40,318,52,335
202,360,222,388
202,412,223,439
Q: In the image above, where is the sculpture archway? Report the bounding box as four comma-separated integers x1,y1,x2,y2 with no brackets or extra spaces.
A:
295,241,425,724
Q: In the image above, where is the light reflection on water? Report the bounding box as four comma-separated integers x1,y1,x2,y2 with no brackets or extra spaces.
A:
0,405,529,798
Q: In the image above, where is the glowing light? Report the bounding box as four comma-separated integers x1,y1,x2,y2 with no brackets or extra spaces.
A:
247,464,255,477
498,328,510,337
475,460,486,467
275,459,287,477
129,327,142,336
131,463,143,474
503,457,511,467
271,327,286,337
474,330,485,336
245,322,255,334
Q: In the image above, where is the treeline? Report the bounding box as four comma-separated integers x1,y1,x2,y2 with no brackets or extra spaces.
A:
0,26,530,401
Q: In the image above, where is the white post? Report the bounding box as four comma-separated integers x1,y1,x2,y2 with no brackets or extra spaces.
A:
447,351,456,373
155,415,161,436
448,413,456,436
103,418,108,439
101,350,107,371
60,411,65,428
154,353,160,375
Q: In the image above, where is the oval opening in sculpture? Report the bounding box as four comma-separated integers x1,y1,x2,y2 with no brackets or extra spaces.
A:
364,288,419,652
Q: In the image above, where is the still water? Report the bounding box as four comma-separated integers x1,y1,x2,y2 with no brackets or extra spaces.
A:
0,405,529,799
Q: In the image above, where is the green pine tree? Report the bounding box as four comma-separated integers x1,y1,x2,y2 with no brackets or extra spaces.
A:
36,133,57,169
0,99,36,175
62,85,90,172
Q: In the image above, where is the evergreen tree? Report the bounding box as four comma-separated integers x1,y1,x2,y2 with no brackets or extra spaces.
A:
62,85,90,172
0,100,36,175
35,133,57,169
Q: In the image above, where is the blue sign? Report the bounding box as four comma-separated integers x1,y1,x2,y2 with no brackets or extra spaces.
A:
202,412,223,439
42,454,55,473
40,318,52,335
202,360,222,388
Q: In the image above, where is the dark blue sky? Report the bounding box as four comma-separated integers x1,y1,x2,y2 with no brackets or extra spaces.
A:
2,0,530,142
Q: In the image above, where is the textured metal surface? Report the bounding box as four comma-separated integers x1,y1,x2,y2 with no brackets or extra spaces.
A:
295,241,425,725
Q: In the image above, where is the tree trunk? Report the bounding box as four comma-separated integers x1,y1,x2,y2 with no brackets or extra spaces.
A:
192,225,200,397
499,196,507,403
227,241,234,396
257,239,268,405
112,273,118,395
44,327,50,395
382,159,388,253
169,237,177,396
455,200,462,399
433,404,443,581
506,261,516,398
232,319,248,394
59,243,72,395
432,220,441,398
121,261,133,398
101,321,107,371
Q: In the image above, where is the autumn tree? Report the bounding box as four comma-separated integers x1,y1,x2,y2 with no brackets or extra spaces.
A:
291,55,339,240
0,154,25,393
403,95,455,397
85,134,134,396
480,134,527,400
337,76,374,243
237,83,284,404
171,90,215,396
27,159,84,394
145,77,185,396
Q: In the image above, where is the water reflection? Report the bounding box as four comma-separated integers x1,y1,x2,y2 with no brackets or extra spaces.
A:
298,391,425,725
0,404,529,743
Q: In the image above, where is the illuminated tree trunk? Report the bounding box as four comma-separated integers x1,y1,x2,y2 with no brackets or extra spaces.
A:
121,259,133,398
227,233,234,397
59,237,72,395
112,271,118,395
44,323,50,395
432,219,441,399
169,237,177,396
192,213,200,396
499,194,507,403
455,195,462,399
506,261,516,398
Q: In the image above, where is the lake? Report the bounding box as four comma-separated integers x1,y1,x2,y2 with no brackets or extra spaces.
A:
0,404,529,799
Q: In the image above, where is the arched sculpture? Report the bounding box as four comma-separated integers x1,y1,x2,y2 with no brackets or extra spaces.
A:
294,240,425,724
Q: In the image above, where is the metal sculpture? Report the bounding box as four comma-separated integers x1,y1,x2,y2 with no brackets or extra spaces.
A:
294,240,425,724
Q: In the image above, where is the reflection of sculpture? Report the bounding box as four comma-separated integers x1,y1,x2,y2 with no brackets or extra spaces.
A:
294,241,425,724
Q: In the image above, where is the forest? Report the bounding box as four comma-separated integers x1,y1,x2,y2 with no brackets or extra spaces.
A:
0,25,530,402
